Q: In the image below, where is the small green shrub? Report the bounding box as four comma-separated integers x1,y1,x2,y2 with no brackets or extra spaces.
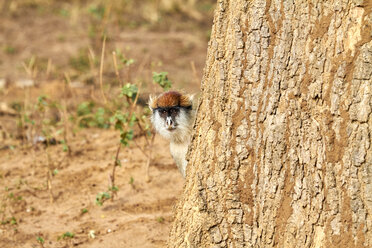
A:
153,72,172,91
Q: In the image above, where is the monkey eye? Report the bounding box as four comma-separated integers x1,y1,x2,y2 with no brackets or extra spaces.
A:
169,108,179,114
157,109,167,117
155,107,179,117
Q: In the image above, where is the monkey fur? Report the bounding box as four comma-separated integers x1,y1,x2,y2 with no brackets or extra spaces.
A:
149,91,195,177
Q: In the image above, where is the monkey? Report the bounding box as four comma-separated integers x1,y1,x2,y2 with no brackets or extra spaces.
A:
149,91,196,178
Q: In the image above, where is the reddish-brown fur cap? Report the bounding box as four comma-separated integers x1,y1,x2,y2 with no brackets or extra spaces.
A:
150,91,192,109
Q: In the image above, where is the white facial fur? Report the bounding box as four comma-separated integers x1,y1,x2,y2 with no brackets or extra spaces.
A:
151,108,194,144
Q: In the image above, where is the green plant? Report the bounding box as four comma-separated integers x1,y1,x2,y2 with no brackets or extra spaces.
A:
0,186,27,226
109,83,138,145
120,83,138,99
109,186,119,192
58,231,75,240
35,95,61,145
76,102,110,129
10,216,17,225
153,72,172,91
156,216,165,223
113,49,136,83
106,83,140,200
25,95,70,202
95,107,109,128
111,113,135,146
95,192,110,206
1,216,16,225
115,49,135,68
36,236,45,247
77,101,94,116
57,231,75,247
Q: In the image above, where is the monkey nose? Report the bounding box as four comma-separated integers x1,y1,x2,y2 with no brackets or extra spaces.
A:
166,118,173,126
166,117,174,128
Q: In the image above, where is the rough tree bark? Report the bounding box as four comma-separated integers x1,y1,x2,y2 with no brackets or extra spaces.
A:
169,0,372,247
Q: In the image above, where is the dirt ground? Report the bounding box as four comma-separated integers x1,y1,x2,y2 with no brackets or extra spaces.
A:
0,1,213,247
0,126,182,248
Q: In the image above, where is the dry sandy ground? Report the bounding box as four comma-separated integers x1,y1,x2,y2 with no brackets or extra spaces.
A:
0,126,184,247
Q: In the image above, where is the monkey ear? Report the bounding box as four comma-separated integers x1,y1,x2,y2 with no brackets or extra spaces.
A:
148,95,155,111
187,93,197,105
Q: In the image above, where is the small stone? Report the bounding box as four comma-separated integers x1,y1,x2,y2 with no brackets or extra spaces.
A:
89,230,95,239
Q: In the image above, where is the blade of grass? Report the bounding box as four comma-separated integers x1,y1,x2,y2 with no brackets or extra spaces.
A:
99,36,107,104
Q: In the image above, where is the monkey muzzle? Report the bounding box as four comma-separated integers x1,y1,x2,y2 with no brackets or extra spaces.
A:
166,116,176,130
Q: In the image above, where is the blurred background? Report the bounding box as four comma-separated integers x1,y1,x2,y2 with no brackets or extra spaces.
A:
0,0,214,89
0,0,215,146
0,1,215,247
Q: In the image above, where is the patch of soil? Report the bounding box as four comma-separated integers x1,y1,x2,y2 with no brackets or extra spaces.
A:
0,128,184,248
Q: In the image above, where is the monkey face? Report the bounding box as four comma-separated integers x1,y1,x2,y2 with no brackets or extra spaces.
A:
155,106,181,130
149,91,195,143
151,106,192,142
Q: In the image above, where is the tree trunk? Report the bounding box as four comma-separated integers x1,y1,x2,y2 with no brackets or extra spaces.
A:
169,0,372,247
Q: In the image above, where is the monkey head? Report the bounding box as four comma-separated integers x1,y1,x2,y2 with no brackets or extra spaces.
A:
149,91,194,143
